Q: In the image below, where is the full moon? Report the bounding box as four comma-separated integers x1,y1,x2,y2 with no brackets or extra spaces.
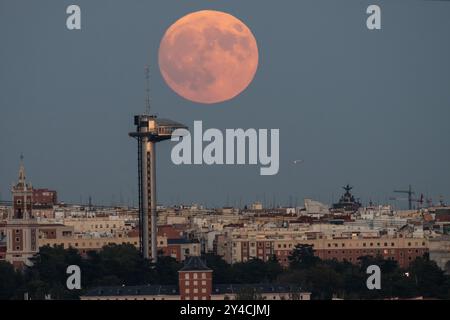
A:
158,10,259,104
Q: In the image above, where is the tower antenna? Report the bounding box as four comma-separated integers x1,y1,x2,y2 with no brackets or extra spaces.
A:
145,65,151,115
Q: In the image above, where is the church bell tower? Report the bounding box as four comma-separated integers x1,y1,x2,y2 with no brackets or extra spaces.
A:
5,156,39,269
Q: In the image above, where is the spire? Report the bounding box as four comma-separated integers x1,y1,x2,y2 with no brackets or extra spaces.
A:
18,153,26,185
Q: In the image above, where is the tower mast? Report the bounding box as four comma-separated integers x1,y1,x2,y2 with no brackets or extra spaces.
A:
130,67,187,262
145,65,151,115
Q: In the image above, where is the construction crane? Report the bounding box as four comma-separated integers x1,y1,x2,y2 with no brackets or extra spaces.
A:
393,185,415,210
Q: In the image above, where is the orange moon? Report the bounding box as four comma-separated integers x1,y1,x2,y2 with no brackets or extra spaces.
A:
158,10,259,104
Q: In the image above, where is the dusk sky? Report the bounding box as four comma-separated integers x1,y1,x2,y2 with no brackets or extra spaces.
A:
1,0,450,208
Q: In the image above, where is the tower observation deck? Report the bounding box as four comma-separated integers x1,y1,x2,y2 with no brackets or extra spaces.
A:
129,115,187,261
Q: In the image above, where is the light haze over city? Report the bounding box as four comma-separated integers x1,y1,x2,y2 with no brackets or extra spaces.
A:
1,0,450,207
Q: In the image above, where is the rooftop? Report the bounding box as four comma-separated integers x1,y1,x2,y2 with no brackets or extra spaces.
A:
83,283,307,297
179,256,211,272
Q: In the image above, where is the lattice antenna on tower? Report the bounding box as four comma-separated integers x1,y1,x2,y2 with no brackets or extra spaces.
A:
145,65,151,115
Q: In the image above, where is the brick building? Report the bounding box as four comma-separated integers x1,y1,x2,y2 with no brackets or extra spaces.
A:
5,158,39,269
32,189,57,208
273,237,428,268
217,233,428,269
178,256,213,300
158,224,184,239
157,225,200,262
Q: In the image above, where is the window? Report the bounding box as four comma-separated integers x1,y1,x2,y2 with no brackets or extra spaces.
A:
185,281,189,286
194,281,198,286
185,274,189,280
202,281,206,286
202,273,206,279
185,289,190,294
194,289,198,294
193,273,198,279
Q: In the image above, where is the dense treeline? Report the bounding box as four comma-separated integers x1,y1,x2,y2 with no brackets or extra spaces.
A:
0,244,449,300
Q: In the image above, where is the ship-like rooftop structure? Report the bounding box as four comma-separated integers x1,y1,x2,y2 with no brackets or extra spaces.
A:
332,185,362,213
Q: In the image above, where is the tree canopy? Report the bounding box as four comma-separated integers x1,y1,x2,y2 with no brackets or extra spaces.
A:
0,244,449,300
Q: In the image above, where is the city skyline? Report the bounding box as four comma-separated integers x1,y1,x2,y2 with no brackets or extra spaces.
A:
1,1,450,208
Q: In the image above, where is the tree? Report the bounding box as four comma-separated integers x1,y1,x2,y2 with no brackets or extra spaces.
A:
235,286,264,300
154,256,182,285
408,255,449,298
231,259,273,284
204,253,233,284
96,244,154,285
266,255,283,282
445,260,450,275
0,261,22,300
24,245,83,300
303,264,344,300
288,244,320,269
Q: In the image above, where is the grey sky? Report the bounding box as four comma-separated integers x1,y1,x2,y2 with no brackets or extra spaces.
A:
1,0,449,208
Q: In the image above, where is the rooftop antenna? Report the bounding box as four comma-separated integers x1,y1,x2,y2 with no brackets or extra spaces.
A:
145,65,151,115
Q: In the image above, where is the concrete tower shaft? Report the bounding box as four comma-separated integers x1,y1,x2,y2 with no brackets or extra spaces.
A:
130,115,187,262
